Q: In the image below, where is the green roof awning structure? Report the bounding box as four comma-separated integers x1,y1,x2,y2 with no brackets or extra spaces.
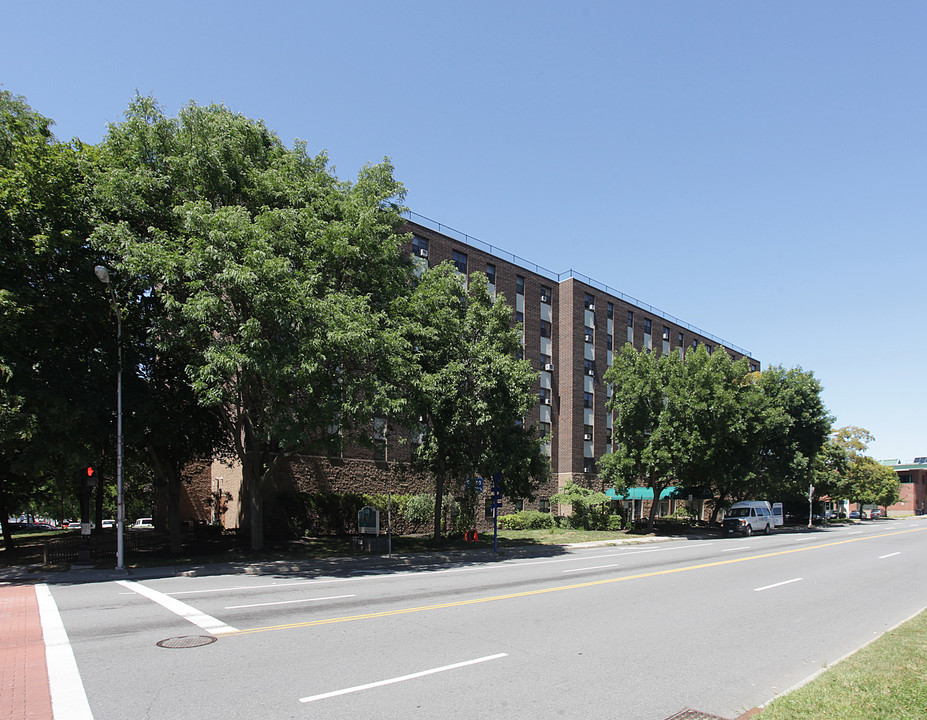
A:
606,486,711,501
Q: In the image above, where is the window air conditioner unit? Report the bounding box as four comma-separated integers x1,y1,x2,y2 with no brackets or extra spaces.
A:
585,368,595,376
587,304,595,311
418,248,429,258
544,363,555,372
584,333,593,342
542,398,551,405
583,433,592,441
540,294,550,303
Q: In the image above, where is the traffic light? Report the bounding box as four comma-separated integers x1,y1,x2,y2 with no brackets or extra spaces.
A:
87,466,95,479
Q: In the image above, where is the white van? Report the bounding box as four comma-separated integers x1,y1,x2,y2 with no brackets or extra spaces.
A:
722,501,781,536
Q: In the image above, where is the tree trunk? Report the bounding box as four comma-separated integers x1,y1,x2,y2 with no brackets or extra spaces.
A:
167,471,182,554
0,487,13,550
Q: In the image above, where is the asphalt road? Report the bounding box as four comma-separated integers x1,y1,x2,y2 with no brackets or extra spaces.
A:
43,517,927,720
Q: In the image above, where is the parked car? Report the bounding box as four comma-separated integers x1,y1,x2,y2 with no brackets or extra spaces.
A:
849,510,867,519
132,518,154,529
100,519,115,529
870,508,885,519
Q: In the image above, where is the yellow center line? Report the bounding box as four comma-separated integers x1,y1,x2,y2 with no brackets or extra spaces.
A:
216,525,926,637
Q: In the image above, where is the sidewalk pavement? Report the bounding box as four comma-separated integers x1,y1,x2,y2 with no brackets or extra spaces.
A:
0,583,52,720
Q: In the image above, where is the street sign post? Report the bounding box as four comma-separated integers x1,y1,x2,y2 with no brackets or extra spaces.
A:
492,473,502,553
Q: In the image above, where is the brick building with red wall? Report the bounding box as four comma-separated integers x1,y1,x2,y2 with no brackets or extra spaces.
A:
208,211,759,532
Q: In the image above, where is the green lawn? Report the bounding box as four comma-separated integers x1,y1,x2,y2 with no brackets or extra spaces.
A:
759,609,927,719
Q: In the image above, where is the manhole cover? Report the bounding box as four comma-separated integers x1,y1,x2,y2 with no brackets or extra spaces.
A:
156,635,218,649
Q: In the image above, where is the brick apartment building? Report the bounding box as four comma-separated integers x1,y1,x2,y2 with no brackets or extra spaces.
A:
204,212,760,531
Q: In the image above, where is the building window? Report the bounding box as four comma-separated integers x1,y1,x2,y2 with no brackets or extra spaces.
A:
750,363,758,372
584,326,594,343
583,391,594,409
663,326,670,342
540,352,552,368
678,332,684,348
706,343,713,354
539,497,551,513
606,335,613,351
583,458,596,474
485,499,494,519
540,387,552,405
607,302,614,320
692,339,699,350
539,421,551,438
486,263,496,285
627,310,634,327
584,293,595,310
516,275,525,295
584,359,595,377
583,424,593,441
515,310,524,325
452,250,467,275
540,286,552,303
540,319,552,338
644,318,652,335
412,235,429,256
514,499,525,512
900,475,913,483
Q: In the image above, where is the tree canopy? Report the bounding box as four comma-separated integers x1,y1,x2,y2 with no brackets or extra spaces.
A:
601,344,831,527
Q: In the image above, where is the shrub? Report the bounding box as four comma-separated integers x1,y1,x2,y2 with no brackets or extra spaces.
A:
499,510,555,530
607,514,624,531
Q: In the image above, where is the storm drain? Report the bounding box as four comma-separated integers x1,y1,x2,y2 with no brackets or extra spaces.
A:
664,711,728,720
156,635,218,649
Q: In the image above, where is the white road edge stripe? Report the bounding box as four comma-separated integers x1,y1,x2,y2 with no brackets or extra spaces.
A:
878,552,901,559
722,546,751,552
300,653,508,703
225,594,355,610
35,584,94,720
116,579,238,634
754,578,802,592
562,563,621,573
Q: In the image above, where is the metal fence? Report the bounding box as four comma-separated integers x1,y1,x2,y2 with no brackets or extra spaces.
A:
44,531,170,564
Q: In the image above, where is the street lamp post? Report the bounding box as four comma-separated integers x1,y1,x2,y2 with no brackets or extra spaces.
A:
94,265,125,571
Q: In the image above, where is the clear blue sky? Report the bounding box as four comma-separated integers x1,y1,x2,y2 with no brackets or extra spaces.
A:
4,1,924,461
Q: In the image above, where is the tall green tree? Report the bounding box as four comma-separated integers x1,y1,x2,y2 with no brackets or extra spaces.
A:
816,427,899,514
93,97,413,550
0,90,110,547
600,343,685,529
602,345,830,527
400,265,548,540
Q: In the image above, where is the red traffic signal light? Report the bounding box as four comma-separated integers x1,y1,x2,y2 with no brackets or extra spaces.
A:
87,466,94,478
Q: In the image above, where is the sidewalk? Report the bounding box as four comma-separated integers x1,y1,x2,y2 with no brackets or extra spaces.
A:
0,583,52,720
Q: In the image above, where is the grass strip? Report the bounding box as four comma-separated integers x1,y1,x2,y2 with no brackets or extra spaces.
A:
760,608,927,720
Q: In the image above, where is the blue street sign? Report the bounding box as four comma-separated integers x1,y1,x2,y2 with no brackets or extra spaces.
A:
466,477,485,493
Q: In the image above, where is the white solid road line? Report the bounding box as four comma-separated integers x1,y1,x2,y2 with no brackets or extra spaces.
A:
116,579,238,634
225,594,356,610
878,552,901,559
562,563,621,573
35,584,94,720
754,578,803,592
299,653,508,703
722,546,751,552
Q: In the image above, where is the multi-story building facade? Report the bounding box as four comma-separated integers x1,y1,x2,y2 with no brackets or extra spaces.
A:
882,458,927,516
403,212,760,521
201,211,760,531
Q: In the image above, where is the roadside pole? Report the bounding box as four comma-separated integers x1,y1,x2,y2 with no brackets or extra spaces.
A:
807,484,814,529
492,473,502,553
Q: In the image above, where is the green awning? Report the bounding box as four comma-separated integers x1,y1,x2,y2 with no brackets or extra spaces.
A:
606,486,710,501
